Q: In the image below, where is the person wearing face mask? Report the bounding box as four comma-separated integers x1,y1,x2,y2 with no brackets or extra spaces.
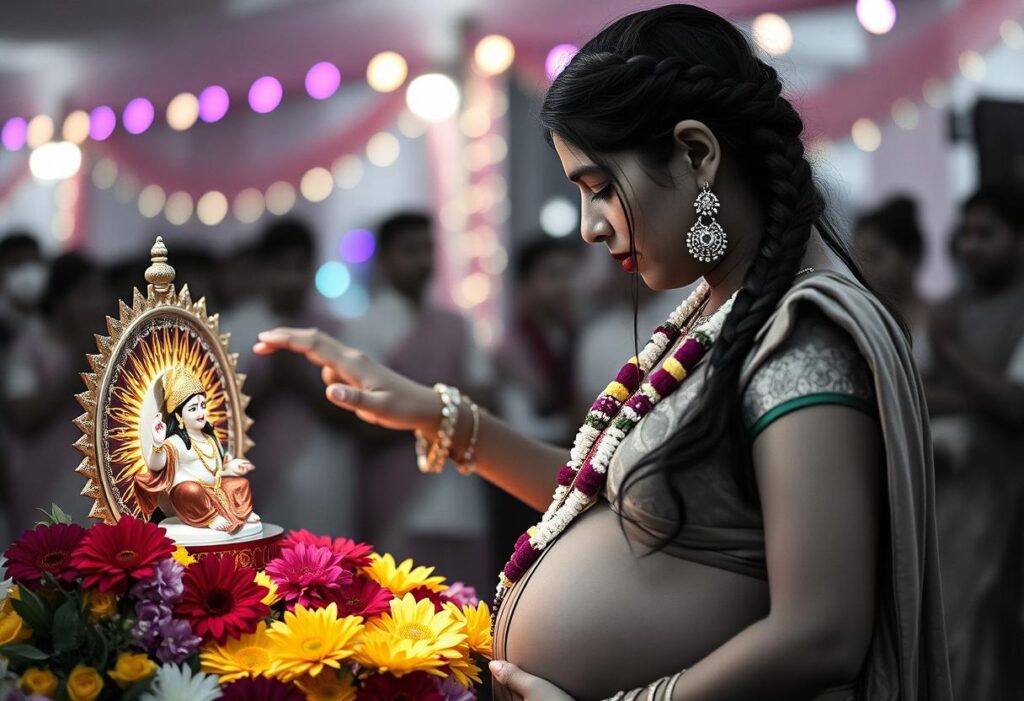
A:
0,233,46,350
0,252,110,531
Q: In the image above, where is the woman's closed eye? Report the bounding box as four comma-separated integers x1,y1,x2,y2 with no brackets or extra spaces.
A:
590,185,613,202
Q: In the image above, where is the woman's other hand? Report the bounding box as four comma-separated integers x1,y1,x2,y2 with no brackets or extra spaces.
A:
489,661,575,701
253,327,442,432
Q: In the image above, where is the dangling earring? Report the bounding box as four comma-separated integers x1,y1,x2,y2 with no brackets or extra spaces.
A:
686,182,728,263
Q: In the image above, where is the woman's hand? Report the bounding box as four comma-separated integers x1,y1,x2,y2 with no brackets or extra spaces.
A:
152,413,166,446
489,661,575,701
224,458,254,476
253,328,442,433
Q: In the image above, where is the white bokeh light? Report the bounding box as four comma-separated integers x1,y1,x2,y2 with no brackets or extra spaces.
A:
406,74,461,123
29,141,82,181
539,196,579,238
752,14,793,56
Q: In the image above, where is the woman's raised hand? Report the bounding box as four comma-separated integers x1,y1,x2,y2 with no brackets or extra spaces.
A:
253,328,442,433
153,413,167,446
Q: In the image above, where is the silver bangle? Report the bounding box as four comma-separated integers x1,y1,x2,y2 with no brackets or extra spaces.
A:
455,398,480,475
414,383,460,473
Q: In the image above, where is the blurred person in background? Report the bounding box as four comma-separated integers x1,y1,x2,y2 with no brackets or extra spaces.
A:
0,252,110,529
925,185,1024,699
0,231,47,542
0,232,46,350
221,218,357,536
494,235,581,445
490,235,581,584
343,210,492,591
853,195,930,368
575,255,691,417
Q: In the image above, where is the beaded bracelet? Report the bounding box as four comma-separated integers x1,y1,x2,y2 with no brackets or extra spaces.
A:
604,670,685,701
415,384,461,473
454,398,481,475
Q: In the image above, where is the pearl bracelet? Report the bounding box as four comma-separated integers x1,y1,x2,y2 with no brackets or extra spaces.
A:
455,398,480,476
415,384,461,473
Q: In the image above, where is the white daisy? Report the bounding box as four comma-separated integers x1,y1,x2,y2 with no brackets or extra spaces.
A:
140,663,221,701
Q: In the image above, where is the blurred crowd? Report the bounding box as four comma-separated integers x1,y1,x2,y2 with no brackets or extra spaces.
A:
1,183,1023,696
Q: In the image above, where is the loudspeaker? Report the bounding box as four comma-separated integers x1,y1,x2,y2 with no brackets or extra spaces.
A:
973,99,1024,188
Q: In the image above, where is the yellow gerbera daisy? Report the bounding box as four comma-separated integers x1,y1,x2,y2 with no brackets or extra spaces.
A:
254,570,281,606
200,620,275,683
295,667,357,701
444,601,493,659
266,603,364,682
361,553,446,596
354,593,466,677
447,651,483,687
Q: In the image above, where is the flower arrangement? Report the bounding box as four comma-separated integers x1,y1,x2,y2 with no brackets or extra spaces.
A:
0,507,492,701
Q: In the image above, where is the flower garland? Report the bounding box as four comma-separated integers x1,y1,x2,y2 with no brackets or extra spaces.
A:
493,281,738,618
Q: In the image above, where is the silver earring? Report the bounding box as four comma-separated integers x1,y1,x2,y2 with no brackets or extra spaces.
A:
686,182,728,263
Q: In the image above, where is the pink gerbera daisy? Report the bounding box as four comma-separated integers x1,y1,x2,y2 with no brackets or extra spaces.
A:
281,529,375,570
3,523,86,587
328,574,394,618
265,543,352,609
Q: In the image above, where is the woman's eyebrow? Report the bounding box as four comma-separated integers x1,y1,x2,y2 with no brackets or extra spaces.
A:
567,164,604,183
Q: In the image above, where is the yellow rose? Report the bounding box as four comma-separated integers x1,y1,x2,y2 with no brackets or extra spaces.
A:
67,665,104,701
107,651,157,688
172,544,197,567
20,667,58,696
0,610,31,645
0,585,20,616
83,589,118,622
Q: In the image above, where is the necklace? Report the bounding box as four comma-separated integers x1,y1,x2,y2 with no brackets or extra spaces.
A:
493,281,738,622
192,435,221,477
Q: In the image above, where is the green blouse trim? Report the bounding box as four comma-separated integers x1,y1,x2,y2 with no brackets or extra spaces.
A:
749,392,874,439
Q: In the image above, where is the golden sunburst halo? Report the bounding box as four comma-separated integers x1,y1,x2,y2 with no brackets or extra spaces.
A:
73,237,253,523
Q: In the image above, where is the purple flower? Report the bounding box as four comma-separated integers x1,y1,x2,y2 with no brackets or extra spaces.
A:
443,581,480,607
132,600,173,648
436,676,477,701
130,557,184,603
155,618,202,664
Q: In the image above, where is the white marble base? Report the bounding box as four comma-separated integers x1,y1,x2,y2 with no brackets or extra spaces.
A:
160,517,264,546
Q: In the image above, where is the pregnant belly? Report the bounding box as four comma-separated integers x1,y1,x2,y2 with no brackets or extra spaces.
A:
493,503,769,701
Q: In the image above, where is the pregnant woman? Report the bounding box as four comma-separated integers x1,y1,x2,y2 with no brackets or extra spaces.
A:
254,5,951,699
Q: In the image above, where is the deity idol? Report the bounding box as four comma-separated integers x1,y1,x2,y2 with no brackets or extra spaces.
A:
135,366,260,533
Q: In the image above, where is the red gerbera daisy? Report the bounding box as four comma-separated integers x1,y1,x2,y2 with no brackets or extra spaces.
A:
328,574,394,618
219,676,305,701
408,585,453,613
281,529,375,570
175,554,269,644
70,516,174,594
356,672,445,701
265,543,352,609
3,523,86,587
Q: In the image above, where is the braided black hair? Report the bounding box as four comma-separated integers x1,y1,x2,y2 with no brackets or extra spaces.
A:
541,4,873,541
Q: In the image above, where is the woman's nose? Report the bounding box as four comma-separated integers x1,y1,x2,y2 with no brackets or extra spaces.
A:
581,214,611,245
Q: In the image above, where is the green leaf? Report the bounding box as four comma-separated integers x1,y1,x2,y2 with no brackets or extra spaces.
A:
0,642,49,663
120,675,158,701
34,503,74,526
10,586,53,635
52,598,83,654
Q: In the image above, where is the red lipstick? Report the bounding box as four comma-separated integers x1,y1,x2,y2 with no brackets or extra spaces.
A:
611,252,638,273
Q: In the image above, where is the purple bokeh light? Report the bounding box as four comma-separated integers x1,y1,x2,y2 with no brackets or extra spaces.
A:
545,44,579,81
123,98,155,134
1,117,27,151
305,62,341,100
89,106,116,140
198,85,230,123
248,76,283,114
339,229,376,263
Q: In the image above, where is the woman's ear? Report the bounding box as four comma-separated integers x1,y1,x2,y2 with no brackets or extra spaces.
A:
671,119,721,186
